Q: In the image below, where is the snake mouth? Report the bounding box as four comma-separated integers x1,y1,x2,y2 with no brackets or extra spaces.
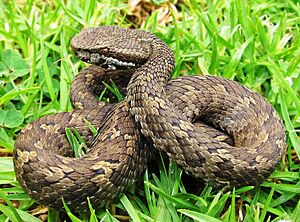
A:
75,49,139,70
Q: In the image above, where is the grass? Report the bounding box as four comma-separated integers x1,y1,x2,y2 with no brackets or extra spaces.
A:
0,0,299,221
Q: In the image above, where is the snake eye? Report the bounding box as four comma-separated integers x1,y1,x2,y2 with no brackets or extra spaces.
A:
90,53,101,63
101,47,109,53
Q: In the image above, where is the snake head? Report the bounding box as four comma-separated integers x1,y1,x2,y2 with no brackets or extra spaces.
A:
71,26,152,69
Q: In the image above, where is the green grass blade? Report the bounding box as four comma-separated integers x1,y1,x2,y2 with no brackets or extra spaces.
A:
0,189,24,222
279,90,300,158
120,194,142,222
145,181,199,211
62,198,82,222
178,209,222,222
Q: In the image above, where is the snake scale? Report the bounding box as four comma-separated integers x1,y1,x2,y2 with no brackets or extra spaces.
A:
13,26,286,212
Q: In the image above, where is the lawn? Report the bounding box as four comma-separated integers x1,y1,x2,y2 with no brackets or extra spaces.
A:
0,0,299,221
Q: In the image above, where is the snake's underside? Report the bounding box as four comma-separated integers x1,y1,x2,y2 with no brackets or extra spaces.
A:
14,26,286,212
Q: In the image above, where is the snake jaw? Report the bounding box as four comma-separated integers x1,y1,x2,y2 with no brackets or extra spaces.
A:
74,45,140,69
74,49,138,69
97,54,138,69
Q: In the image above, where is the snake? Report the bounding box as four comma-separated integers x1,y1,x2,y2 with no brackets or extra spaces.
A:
13,26,286,212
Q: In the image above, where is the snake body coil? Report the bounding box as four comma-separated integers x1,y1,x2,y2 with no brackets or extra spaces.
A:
14,26,286,211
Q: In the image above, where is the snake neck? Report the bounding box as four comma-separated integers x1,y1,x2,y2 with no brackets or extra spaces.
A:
126,36,185,143
127,36,175,97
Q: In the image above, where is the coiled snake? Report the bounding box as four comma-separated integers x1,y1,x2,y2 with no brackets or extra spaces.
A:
13,26,286,212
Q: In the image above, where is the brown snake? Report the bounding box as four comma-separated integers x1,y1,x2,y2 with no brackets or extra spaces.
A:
13,26,286,212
